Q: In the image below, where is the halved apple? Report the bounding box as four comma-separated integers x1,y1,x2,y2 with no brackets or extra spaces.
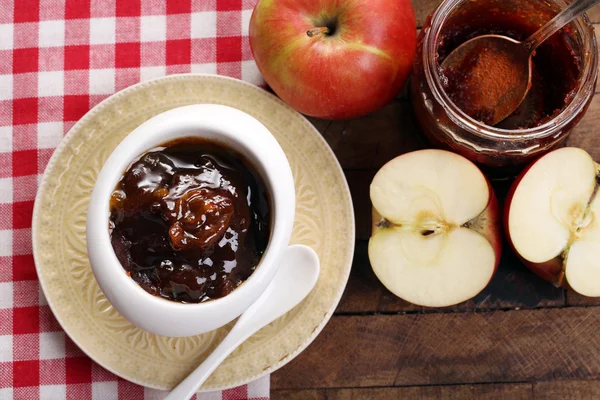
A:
505,147,600,297
369,150,502,307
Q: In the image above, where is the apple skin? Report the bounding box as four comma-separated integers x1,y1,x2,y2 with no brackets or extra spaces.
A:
504,161,569,287
249,0,417,119
372,179,503,273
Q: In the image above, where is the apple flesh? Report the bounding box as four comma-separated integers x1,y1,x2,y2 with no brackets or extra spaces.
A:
505,147,600,297
249,0,417,119
369,150,502,307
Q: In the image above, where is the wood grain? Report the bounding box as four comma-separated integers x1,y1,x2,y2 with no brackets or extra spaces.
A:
335,241,390,313
272,390,327,400
327,384,532,400
272,308,600,389
273,381,600,400
534,380,600,399
274,384,532,400
566,290,600,306
412,0,442,27
315,101,427,170
566,96,600,161
344,170,375,242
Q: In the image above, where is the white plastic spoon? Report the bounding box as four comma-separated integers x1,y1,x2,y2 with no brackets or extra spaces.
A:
165,244,320,400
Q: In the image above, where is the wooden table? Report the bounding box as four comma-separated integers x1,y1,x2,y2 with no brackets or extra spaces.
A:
271,1,600,399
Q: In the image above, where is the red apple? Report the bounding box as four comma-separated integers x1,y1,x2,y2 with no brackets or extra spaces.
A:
369,150,502,307
249,0,417,119
505,147,600,296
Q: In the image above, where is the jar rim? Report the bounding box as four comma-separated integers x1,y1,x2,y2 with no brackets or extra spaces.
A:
423,0,599,141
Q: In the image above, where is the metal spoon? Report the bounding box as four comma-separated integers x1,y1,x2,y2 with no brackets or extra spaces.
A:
164,244,320,400
441,0,600,126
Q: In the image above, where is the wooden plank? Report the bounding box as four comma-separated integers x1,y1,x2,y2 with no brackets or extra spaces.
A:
566,96,600,161
273,384,532,400
344,170,375,242
335,241,393,313
306,117,331,136
271,390,326,400
271,308,600,389
412,0,442,28
566,291,600,306
272,316,403,389
534,380,600,399
326,384,532,400
273,381,600,400
316,101,427,170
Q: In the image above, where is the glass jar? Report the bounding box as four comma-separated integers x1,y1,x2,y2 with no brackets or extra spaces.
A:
411,0,598,171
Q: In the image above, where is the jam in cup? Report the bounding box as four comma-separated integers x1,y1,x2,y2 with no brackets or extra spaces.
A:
109,139,271,304
411,0,598,170
87,105,300,337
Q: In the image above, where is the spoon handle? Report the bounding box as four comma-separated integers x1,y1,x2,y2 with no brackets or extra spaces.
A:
164,245,320,400
523,0,600,52
164,323,251,400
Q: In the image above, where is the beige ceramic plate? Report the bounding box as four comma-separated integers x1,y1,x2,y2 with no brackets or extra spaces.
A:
32,74,355,390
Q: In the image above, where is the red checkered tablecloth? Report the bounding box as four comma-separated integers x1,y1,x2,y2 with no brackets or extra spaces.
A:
0,0,271,398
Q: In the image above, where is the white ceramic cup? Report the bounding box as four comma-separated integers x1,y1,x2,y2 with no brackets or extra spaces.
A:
86,104,297,337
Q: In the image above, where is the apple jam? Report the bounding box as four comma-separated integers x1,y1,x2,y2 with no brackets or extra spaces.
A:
410,0,597,169
438,3,581,129
109,138,270,303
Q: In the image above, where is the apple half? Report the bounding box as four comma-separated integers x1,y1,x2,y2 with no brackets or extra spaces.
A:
369,150,502,307
505,147,600,297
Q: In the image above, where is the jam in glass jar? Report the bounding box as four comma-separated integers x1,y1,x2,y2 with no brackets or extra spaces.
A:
410,0,598,171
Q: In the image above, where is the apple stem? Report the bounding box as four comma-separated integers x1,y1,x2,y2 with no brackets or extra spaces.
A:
307,27,330,38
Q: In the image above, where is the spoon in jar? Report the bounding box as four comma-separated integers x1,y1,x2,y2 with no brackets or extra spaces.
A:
164,244,320,400
440,0,600,126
